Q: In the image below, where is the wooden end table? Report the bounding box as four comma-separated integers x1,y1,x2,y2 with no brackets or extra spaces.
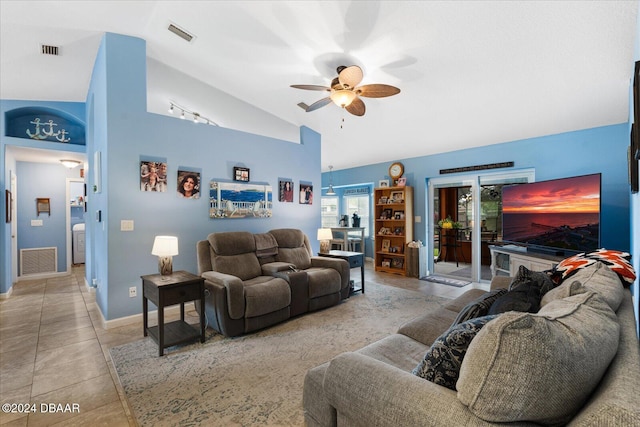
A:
141,270,206,356
318,250,365,294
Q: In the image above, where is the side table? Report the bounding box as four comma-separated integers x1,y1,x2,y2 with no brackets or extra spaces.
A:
141,270,206,356
318,250,365,294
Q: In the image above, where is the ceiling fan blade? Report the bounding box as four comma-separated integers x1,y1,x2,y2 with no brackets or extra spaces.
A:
338,65,363,89
356,84,401,98
290,84,331,91
305,97,333,112
345,97,365,116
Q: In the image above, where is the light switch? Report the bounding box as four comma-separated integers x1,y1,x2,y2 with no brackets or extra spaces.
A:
415,216,422,223
31,219,43,226
121,220,134,231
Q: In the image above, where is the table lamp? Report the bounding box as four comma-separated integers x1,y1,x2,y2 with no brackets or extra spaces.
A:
151,236,179,275
317,228,333,254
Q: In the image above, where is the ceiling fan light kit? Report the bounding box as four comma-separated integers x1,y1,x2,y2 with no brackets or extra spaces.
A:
291,65,400,117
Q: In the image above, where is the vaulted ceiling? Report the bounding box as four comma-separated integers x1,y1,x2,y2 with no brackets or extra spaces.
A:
1,1,637,171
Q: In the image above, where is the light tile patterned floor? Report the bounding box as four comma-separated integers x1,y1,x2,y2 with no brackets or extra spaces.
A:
0,263,486,426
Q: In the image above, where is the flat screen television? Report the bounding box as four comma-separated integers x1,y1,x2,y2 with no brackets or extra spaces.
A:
501,173,601,256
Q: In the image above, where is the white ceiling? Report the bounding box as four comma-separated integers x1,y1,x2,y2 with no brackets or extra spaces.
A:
1,1,638,171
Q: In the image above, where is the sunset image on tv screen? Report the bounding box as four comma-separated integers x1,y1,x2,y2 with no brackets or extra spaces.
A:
502,174,600,252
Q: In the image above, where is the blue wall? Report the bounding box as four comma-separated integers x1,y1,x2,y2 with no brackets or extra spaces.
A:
1,100,85,292
15,162,81,272
83,33,321,320
324,123,631,254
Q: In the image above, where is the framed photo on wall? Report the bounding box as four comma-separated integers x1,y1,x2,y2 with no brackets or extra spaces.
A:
233,166,250,182
177,168,201,199
299,182,313,204
140,156,167,192
278,178,294,202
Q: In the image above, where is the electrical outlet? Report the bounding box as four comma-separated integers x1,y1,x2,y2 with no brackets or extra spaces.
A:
129,287,137,298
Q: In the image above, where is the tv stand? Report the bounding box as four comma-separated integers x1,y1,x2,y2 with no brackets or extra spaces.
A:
489,245,565,278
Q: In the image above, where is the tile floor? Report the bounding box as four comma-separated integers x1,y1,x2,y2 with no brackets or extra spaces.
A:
0,264,487,426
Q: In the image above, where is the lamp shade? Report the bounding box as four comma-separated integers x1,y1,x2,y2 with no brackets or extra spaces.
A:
330,90,356,107
317,228,333,241
151,236,179,256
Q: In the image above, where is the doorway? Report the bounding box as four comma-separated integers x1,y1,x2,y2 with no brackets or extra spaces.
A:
427,169,535,283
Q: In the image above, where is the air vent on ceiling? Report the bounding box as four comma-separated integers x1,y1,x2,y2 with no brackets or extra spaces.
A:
41,44,60,56
168,23,194,42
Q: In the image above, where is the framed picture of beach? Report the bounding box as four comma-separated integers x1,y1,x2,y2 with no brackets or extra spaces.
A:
209,180,272,219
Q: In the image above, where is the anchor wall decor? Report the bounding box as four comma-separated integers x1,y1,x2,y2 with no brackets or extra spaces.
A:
26,117,71,143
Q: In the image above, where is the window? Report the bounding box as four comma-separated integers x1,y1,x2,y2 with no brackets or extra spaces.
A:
321,196,339,228
343,194,370,237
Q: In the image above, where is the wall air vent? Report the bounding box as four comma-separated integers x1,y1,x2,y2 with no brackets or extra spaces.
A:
168,23,194,43
41,44,60,56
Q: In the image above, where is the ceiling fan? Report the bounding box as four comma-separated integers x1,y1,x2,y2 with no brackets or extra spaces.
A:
291,65,400,117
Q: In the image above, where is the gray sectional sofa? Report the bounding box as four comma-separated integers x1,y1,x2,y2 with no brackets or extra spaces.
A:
303,261,640,426
196,228,350,337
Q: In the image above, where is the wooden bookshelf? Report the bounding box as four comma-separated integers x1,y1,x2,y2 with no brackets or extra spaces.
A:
374,186,414,276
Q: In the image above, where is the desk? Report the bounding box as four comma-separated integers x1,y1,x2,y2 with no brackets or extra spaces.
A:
141,271,205,356
318,250,365,294
330,227,365,252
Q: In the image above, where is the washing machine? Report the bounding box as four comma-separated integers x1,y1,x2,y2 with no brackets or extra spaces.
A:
72,223,85,264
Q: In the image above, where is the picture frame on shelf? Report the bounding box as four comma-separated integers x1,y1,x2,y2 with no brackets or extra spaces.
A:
391,258,404,269
397,177,407,187
378,179,389,188
381,239,391,252
390,191,404,203
393,226,404,235
233,166,250,182
382,208,392,219
394,210,405,220
378,195,388,204
382,258,391,268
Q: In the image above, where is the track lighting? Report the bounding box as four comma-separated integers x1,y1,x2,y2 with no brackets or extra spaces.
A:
168,101,219,126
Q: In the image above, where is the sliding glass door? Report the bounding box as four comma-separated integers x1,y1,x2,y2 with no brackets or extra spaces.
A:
427,169,534,283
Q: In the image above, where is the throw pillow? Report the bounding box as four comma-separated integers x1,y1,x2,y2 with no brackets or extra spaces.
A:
413,315,498,390
551,249,636,286
451,289,508,326
487,280,542,315
509,265,555,296
457,287,619,425
541,261,624,312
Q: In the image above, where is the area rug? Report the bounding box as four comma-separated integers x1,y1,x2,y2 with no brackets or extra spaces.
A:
420,274,471,287
109,282,448,426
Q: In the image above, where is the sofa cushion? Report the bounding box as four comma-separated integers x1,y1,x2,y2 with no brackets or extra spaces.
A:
542,261,624,311
451,289,507,326
509,265,555,296
243,277,291,318
551,249,636,286
457,287,620,425
269,229,312,270
208,232,262,280
306,267,341,298
413,315,498,390
487,280,542,315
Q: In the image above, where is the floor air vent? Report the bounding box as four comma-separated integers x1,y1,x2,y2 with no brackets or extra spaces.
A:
20,247,57,275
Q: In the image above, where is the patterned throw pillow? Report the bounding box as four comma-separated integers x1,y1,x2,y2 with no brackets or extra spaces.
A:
413,315,498,390
451,289,507,326
551,249,636,286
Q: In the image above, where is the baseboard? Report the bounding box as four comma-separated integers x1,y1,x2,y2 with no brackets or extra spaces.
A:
101,303,195,330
